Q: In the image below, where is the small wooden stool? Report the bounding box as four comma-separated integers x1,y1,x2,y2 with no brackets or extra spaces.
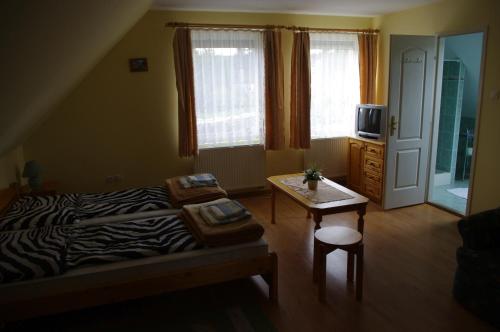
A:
313,226,364,302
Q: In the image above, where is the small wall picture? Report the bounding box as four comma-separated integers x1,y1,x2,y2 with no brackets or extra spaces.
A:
129,57,148,72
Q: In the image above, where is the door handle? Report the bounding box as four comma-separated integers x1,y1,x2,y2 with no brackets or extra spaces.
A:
390,116,398,136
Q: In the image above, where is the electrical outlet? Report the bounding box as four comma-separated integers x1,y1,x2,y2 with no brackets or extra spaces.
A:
114,174,123,183
105,176,115,184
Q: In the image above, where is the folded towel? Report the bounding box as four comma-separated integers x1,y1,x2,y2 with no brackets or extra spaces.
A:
200,205,251,226
181,198,264,247
166,177,227,208
206,200,247,220
179,173,218,188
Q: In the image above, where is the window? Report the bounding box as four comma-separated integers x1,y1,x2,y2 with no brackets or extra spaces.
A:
310,33,360,138
191,30,265,149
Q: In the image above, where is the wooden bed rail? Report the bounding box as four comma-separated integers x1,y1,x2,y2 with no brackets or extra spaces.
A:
0,252,278,323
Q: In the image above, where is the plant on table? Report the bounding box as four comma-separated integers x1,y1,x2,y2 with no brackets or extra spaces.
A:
303,164,322,190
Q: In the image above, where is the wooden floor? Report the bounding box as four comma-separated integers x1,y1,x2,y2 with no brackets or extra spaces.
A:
237,193,496,332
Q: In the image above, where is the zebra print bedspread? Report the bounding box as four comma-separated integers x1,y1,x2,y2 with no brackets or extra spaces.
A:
0,226,69,284
0,215,200,284
0,186,172,231
0,194,79,231
77,186,172,220
66,215,201,269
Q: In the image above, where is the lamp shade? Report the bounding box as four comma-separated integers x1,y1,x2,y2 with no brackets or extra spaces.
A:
22,160,41,178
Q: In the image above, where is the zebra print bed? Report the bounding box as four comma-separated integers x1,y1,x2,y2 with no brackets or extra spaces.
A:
77,186,172,220
0,186,172,231
0,215,200,284
66,215,201,269
0,194,79,231
0,226,69,284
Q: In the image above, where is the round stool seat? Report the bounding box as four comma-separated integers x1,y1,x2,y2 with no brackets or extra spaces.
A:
315,226,362,248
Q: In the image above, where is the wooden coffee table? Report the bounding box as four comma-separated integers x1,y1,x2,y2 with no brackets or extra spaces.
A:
267,174,369,232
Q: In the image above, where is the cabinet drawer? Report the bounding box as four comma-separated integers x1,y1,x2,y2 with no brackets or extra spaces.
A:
364,181,382,200
364,170,381,183
364,156,383,173
365,144,384,159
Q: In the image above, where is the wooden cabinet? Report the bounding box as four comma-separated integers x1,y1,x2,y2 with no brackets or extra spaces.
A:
347,137,385,204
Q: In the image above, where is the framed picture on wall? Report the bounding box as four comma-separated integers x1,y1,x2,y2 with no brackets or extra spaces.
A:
129,58,148,72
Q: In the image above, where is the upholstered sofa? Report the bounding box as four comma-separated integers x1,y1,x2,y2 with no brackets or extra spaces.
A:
453,207,500,329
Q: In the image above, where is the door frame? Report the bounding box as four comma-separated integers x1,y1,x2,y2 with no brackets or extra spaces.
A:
426,27,489,216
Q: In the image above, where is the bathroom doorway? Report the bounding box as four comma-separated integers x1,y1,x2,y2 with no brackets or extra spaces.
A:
428,32,485,215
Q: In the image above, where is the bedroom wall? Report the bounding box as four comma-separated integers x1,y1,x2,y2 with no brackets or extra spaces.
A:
0,147,25,189
374,0,500,214
0,0,152,158
23,10,372,193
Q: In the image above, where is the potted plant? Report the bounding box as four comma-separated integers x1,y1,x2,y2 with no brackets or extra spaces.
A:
303,165,322,190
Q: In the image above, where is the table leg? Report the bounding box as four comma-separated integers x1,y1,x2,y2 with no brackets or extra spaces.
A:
313,213,322,230
357,205,366,234
271,187,276,224
356,244,364,301
318,245,327,303
347,252,355,282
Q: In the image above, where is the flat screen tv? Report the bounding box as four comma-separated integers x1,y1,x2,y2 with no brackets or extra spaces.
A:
355,104,387,140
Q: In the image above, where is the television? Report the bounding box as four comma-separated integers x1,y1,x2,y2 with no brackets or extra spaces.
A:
355,104,387,140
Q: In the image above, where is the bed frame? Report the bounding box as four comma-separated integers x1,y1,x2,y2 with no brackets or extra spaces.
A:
0,186,278,323
0,252,278,323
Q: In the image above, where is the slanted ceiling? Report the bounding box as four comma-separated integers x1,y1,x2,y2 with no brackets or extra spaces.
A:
0,0,152,156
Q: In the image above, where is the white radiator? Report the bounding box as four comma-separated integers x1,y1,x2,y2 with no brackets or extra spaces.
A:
194,145,266,191
304,138,348,178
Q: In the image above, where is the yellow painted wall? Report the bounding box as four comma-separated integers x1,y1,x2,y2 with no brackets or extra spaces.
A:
0,0,152,156
374,0,500,213
23,10,372,193
0,146,25,189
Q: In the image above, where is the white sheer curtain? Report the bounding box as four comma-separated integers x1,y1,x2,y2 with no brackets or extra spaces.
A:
191,29,265,149
309,33,360,138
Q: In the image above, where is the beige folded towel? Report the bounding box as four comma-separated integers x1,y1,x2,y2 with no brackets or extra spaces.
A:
166,176,227,208
181,198,264,247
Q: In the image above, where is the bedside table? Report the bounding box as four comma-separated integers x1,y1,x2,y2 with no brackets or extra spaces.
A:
20,181,58,197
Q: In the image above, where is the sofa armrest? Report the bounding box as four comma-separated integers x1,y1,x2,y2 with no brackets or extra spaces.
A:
458,207,500,250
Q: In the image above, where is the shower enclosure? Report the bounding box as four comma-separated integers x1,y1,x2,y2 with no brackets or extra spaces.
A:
428,32,484,215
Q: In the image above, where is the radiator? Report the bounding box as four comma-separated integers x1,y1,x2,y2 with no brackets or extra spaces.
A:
194,145,266,191
304,138,348,178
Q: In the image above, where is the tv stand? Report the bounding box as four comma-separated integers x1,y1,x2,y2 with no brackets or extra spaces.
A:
347,137,385,205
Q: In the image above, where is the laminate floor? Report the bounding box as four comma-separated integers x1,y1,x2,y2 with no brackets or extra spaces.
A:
238,193,495,332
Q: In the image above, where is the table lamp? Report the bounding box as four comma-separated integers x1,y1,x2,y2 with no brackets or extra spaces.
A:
22,160,42,191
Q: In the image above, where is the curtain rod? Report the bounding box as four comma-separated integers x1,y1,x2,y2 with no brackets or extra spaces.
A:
286,26,379,34
166,22,379,34
166,22,286,31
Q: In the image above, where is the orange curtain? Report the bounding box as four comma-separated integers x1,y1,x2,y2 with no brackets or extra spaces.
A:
358,32,378,104
263,28,285,150
289,29,311,149
173,28,198,157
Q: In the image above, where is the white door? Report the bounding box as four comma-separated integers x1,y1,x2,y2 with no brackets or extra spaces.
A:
384,35,436,209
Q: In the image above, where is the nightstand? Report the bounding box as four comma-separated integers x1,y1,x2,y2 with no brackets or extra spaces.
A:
20,181,58,197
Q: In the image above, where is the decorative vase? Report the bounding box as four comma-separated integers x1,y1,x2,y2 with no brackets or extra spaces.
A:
308,180,318,190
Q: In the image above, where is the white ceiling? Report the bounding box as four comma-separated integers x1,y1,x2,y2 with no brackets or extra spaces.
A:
152,0,440,17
